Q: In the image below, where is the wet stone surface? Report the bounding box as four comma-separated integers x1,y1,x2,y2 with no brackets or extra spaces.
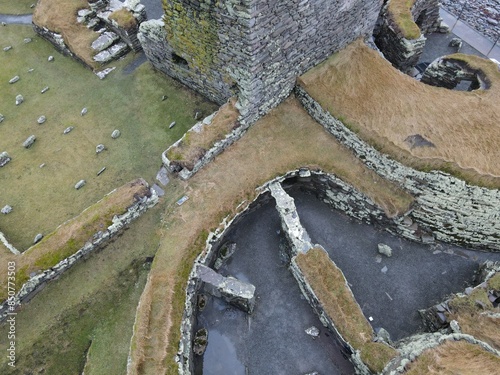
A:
289,188,500,341
195,202,354,375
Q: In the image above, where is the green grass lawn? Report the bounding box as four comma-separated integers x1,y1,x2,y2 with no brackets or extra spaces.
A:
0,0,35,15
0,25,217,250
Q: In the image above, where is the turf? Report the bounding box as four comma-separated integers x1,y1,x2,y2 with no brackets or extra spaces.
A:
0,0,35,15
0,25,217,250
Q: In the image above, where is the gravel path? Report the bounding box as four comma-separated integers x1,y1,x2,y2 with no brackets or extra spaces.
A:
441,0,500,42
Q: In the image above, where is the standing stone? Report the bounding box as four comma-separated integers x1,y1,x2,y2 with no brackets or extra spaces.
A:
9,76,19,84
0,152,11,167
34,233,43,244
111,129,121,139
81,107,88,116
15,94,24,105
37,115,46,124
0,114,4,123
75,180,86,189
1,205,12,214
48,55,54,62
378,243,393,257
23,135,36,148
96,144,106,153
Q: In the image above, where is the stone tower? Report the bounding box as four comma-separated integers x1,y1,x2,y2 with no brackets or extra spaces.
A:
139,0,383,123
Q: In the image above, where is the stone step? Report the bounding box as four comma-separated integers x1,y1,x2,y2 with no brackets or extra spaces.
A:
91,30,119,52
93,42,129,63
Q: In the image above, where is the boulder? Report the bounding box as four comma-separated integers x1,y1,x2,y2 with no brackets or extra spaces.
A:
37,115,46,124
378,243,393,257
111,129,121,139
15,94,24,105
75,180,86,190
0,151,11,167
3,46,12,52
1,205,12,214
81,107,87,116
63,126,74,134
23,135,36,148
96,144,106,153
9,76,19,84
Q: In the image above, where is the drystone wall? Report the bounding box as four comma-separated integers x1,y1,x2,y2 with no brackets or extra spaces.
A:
295,85,500,251
375,0,442,73
0,186,159,322
140,0,383,124
421,56,488,90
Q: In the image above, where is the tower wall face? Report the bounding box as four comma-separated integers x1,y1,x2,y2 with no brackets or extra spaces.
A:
140,0,383,122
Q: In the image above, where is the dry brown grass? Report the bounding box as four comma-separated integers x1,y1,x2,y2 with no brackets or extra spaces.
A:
109,8,137,30
33,0,98,68
405,340,500,375
296,247,398,373
299,40,500,187
167,99,240,171
0,179,150,301
387,0,421,40
129,96,412,374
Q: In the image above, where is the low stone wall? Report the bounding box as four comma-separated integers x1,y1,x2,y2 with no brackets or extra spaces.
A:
162,109,249,181
0,185,159,322
0,231,19,255
295,85,500,251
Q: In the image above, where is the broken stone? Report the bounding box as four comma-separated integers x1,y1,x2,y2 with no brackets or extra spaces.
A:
23,135,36,148
3,46,12,52
95,67,115,79
169,121,176,129
96,144,106,154
97,167,106,176
193,328,208,356
9,75,19,84
1,205,12,214
41,86,49,94
0,151,11,167
378,243,392,257
15,94,24,105
81,107,87,116
63,126,74,134
24,38,32,43
381,265,388,274
305,326,320,337
111,129,121,139
91,31,119,52
450,320,461,333
34,233,43,244
375,327,392,343
0,114,4,123
75,180,86,190
48,55,54,62
37,115,46,124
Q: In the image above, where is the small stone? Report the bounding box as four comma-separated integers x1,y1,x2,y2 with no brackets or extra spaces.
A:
193,328,208,356
0,151,10,167
111,129,120,139
1,22,5,26
48,55,54,62
487,18,498,26
63,126,74,134
75,180,86,190
81,107,87,116
39,163,45,168
1,205,12,214
28,68,34,73
37,115,46,124
9,76,19,84
96,144,106,153
97,167,106,176
194,111,202,120
34,233,43,244
24,38,32,43
95,67,115,79
378,243,392,257
381,265,388,274
176,195,189,205
161,95,168,101
23,135,36,148
449,38,462,48
305,326,320,337
3,46,12,51
450,320,461,333
41,86,49,94
375,254,382,263
15,94,24,105
169,121,176,129
0,114,4,123
30,3,35,8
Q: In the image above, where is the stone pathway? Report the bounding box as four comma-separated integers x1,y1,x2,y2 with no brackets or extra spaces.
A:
0,14,32,25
